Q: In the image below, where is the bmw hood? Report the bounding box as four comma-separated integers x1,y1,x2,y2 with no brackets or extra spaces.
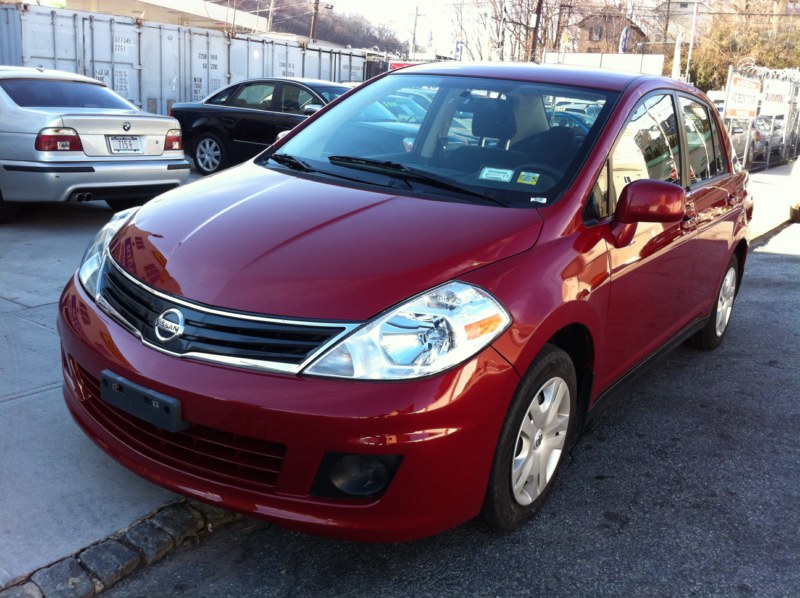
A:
109,161,543,320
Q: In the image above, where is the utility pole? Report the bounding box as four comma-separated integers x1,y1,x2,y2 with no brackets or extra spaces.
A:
531,0,545,62
555,4,572,52
267,0,275,32
411,7,422,60
310,0,320,41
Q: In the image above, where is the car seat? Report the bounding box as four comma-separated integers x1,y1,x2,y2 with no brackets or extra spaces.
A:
512,125,577,168
444,98,528,172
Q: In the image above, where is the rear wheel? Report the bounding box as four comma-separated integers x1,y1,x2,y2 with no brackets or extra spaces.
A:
194,132,227,175
686,254,739,351
482,344,577,532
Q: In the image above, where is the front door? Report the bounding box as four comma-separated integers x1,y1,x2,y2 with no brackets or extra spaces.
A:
600,93,697,389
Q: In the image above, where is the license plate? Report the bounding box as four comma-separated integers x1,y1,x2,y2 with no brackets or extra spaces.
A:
108,135,142,154
100,370,189,433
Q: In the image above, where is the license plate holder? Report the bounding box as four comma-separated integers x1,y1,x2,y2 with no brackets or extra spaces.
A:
108,135,142,154
100,370,189,433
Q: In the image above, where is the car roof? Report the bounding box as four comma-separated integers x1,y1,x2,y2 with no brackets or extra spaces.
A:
389,62,695,94
230,76,349,88
0,66,105,85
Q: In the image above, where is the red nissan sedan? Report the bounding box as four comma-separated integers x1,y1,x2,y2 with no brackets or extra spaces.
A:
58,63,750,541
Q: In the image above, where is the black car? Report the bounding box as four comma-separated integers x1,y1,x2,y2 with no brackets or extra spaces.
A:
171,77,349,174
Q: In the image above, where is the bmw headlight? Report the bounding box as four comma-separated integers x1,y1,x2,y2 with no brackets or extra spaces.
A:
305,281,511,380
78,207,139,300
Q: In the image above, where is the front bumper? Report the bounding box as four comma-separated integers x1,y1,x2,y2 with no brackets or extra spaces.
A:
0,158,190,202
58,274,520,541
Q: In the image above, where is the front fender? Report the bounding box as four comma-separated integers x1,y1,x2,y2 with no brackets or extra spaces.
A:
459,228,610,385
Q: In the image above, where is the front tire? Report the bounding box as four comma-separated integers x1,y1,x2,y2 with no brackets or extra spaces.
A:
686,254,739,351
193,132,227,175
482,344,577,532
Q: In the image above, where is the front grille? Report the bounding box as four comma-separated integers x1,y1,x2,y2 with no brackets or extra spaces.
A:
97,257,355,373
69,357,286,493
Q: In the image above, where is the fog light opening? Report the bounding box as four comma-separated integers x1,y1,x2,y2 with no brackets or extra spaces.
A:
313,453,402,499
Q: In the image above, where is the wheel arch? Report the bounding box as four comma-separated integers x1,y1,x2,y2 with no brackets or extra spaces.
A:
545,324,595,430
733,239,748,293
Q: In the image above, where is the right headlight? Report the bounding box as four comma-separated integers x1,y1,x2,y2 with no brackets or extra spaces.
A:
304,281,511,380
78,207,139,301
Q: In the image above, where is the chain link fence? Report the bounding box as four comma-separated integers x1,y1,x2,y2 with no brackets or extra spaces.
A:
721,67,800,171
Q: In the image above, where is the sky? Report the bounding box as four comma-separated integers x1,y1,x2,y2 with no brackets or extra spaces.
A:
330,0,460,55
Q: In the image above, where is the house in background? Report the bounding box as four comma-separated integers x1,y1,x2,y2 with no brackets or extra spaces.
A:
574,6,648,53
652,0,714,43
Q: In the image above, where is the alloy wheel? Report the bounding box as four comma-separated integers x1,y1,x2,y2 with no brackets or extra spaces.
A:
196,137,222,172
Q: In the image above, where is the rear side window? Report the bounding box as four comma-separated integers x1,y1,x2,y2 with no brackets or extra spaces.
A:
0,79,133,109
231,82,275,110
680,97,728,184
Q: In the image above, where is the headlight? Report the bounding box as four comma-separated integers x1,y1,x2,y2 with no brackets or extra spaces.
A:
78,207,139,300
305,281,511,380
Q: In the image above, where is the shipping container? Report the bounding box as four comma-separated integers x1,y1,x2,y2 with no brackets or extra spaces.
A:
0,4,367,115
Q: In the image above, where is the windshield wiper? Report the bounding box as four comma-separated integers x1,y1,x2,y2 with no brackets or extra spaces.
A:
327,155,507,207
268,153,315,172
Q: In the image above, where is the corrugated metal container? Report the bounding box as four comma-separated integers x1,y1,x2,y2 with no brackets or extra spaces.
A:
0,4,367,115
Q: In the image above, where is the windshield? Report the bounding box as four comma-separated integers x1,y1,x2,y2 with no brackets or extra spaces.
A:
313,85,350,103
264,73,617,207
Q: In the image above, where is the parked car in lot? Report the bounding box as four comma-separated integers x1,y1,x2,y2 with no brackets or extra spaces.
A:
725,115,784,167
548,109,594,134
170,77,350,175
0,66,190,223
751,115,784,162
59,63,751,542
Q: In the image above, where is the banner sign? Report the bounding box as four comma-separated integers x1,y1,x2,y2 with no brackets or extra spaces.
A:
760,79,792,116
724,74,761,119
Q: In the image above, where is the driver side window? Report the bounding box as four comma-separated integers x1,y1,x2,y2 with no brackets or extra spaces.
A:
610,94,681,211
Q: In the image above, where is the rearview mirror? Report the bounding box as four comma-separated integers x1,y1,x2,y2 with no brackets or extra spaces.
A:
304,104,324,115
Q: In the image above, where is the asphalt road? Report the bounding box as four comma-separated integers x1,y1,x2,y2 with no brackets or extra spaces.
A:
98,225,800,598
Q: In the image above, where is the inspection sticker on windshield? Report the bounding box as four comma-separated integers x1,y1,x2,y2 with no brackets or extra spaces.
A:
517,171,540,186
479,167,514,182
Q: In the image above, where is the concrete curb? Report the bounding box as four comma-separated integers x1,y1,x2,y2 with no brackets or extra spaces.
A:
0,500,242,598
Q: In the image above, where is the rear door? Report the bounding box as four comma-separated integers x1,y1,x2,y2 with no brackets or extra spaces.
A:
227,80,279,161
678,95,745,316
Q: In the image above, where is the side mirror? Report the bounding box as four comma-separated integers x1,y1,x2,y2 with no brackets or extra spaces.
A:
275,130,291,141
303,104,324,115
611,179,686,247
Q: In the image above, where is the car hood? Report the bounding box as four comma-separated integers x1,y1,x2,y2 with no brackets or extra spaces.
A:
110,162,543,320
